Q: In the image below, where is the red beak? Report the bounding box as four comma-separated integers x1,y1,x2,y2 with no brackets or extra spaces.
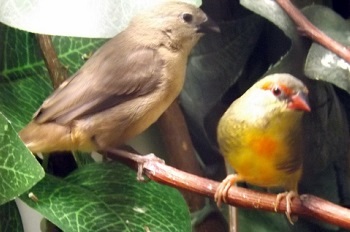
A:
288,92,311,112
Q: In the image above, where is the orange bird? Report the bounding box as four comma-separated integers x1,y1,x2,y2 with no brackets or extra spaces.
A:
215,73,310,223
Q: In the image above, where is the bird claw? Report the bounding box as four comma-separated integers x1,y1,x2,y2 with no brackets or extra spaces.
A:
275,191,298,224
214,174,240,207
135,153,165,181
105,149,164,181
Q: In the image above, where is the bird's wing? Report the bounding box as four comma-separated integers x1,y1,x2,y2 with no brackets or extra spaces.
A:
276,128,303,174
34,36,164,125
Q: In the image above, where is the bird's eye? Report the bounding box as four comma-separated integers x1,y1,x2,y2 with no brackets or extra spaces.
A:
272,87,282,96
182,13,193,23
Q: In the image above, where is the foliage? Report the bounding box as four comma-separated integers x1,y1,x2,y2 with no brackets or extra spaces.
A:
20,163,190,232
1,0,350,231
0,23,191,231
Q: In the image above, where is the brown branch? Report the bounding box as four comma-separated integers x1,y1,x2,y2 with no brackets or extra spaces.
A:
107,151,350,229
157,102,228,232
275,0,350,64
36,34,68,88
157,101,205,212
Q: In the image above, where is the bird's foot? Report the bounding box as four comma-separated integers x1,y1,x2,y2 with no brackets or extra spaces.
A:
134,153,165,181
214,174,240,207
275,191,298,224
105,149,164,181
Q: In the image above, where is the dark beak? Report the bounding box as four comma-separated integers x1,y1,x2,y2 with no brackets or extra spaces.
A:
197,17,220,33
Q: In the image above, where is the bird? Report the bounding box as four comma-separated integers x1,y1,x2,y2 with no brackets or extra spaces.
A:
19,1,220,175
214,73,310,223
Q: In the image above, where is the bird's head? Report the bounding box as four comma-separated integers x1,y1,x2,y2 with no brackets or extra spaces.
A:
130,2,220,51
254,73,311,113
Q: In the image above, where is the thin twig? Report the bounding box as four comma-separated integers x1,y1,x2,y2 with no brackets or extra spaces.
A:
36,34,68,88
275,0,350,63
107,151,350,229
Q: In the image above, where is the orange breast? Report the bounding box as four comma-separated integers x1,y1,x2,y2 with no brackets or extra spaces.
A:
225,130,293,188
249,137,278,159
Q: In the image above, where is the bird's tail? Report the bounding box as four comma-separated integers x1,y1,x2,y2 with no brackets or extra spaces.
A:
19,121,73,153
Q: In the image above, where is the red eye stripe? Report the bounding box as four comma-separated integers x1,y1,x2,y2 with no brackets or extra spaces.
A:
276,84,293,96
261,82,293,96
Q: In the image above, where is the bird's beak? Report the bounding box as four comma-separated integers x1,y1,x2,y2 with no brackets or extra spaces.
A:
288,92,311,112
197,17,220,33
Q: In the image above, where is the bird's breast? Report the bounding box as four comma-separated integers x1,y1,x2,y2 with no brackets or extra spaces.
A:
218,110,303,188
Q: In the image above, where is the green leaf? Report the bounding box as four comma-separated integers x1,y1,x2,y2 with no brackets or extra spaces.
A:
0,23,106,129
72,151,95,168
0,113,44,205
303,5,350,93
0,24,53,130
20,162,191,232
51,37,105,76
0,23,104,175
0,200,24,232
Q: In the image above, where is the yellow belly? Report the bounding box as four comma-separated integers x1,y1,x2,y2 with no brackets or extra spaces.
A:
220,117,301,189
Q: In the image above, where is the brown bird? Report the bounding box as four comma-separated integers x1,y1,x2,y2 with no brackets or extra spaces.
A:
19,2,219,165
215,73,310,223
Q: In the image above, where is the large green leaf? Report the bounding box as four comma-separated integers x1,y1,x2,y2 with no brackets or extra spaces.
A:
0,23,106,229
0,23,104,203
0,201,24,232
21,162,191,232
0,113,44,205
